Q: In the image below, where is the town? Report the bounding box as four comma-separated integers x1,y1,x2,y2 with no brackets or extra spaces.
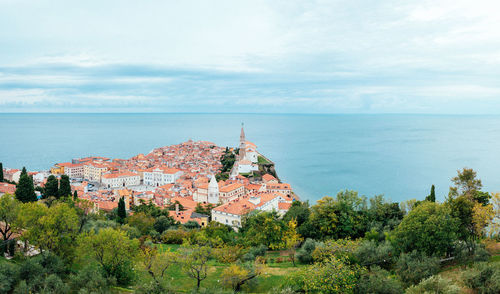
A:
1,124,296,230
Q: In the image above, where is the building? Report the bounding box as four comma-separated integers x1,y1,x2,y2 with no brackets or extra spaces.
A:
101,172,140,188
193,175,219,204
265,183,292,196
54,162,84,179
84,163,108,182
143,167,183,187
211,197,256,229
219,182,245,203
0,182,16,196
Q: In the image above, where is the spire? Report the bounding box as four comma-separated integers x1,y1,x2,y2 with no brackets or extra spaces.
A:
240,123,245,144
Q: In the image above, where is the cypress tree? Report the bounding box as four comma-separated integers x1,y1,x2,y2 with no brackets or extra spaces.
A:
15,167,36,203
59,175,71,198
44,175,59,198
73,190,78,201
0,162,3,182
425,185,436,202
117,197,127,223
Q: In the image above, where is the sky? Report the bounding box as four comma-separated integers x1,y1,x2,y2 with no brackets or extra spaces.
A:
1,0,500,113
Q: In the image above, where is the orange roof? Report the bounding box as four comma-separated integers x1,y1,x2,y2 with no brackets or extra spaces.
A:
170,196,197,210
0,183,16,194
262,174,277,182
58,162,83,168
266,183,291,190
278,202,292,210
220,182,243,193
213,197,256,215
102,172,138,179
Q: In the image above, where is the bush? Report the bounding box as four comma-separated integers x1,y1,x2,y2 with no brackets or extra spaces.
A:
355,266,403,294
453,241,490,264
312,238,359,263
464,262,500,294
395,251,440,286
162,229,188,244
249,244,267,257
354,240,395,269
0,262,19,293
406,275,461,294
295,238,318,264
241,252,255,262
70,264,109,294
213,245,244,263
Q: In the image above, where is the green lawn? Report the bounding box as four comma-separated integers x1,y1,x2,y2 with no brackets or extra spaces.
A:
257,156,270,164
146,245,299,293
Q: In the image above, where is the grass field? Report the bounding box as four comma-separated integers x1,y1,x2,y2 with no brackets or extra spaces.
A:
152,244,301,293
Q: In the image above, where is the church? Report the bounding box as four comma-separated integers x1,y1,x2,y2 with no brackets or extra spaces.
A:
230,124,260,177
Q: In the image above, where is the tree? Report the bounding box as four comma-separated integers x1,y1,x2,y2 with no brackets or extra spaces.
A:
0,194,20,242
425,185,436,202
139,241,177,288
44,175,59,198
78,228,139,286
283,201,310,236
281,218,303,266
73,190,78,201
180,244,211,290
222,262,265,292
117,197,127,224
58,175,71,198
448,195,476,241
15,167,36,203
194,203,214,216
0,162,3,182
394,201,458,256
449,168,482,200
241,211,285,249
153,215,175,234
128,212,155,235
21,202,79,261
309,196,338,238
472,202,494,238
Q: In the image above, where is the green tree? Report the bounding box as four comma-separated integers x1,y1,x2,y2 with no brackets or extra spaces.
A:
449,168,482,200
73,190,78,201
281,218,303,266
222,262,265,292
448,195,475,241
128,212,155,235
15,167,36,203
139,241,177,289
394,202,458,256
0,194,20,241
58,175,71,198
241,211,285,249
0,162,3,182
309,196,338,238
117,197,127,224
78,228,139,286
180,244,212,290
44,175,59,198
153,215,175,234
283,200,310,236
426,185,436,202
20,202,79,261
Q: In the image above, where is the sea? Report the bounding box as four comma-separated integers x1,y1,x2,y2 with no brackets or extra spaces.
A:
1,113,500,203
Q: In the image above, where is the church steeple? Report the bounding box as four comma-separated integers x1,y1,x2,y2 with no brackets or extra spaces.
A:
240,123,245,145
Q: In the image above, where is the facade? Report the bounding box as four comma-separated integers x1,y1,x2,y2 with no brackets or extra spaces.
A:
84,164,108,182
101,172,140,188
194,175,219,204
143,167,183,186
211,197,255,230
219,182,245,203
57,162,84,179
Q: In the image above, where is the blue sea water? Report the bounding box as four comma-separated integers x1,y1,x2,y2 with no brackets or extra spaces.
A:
1,113,500,203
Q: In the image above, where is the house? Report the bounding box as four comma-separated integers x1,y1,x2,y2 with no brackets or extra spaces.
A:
0,183,16,196
101,172,140,188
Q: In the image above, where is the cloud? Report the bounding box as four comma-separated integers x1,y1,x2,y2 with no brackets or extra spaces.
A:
0,0,500,113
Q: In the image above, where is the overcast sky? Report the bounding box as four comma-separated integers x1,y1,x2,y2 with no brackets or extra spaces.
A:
1,0,500,113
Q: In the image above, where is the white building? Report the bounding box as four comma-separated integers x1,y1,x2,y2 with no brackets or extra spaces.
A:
101,172,140,188
59,162,84,179
143,167,183,187
194,175,219,204
84,164,108,182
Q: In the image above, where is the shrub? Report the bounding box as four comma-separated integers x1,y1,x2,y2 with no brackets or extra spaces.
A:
255,256,267,264
287,256,362,293
406,275,461,294
295,238,318,264
0,262,19,293
70,264,109,294
355,266,403,294
312,238,359,263
213,245,244,263
241,252,255,262
395,251,440,286
276,257,283,263
249,244,267,257
463,262,500,294
162,229,188,244
354,240,395,270
453,241,490,264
